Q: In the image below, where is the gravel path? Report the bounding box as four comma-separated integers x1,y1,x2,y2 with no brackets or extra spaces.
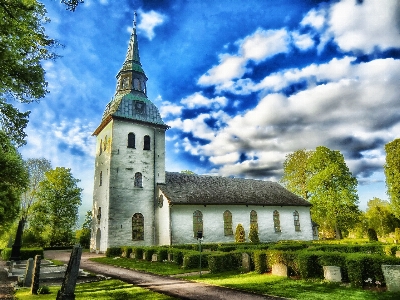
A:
45,249,286,300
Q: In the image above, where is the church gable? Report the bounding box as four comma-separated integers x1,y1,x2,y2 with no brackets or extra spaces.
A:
159,172,311,206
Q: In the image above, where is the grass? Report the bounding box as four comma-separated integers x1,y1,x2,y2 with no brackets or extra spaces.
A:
90,257,201,275
186,271,400,300
14,279,176,300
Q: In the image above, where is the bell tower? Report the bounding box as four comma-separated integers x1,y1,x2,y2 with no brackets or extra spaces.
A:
90,12,169,252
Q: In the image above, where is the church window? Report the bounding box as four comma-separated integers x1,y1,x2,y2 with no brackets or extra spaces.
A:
128,133,135,148
132,213,144,241
134,78,140,90
104,135,107,151
293,211,301,231
99,171,103,186
250,210,258,230
122,77,129,89
97,207,101,224
99,139,103,155
223,210,233,236
134,172,142,188
193,210,203,238
143,135,151,150
273,210,281,232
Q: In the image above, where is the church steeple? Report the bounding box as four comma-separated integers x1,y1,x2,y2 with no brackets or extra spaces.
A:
115,11,147,96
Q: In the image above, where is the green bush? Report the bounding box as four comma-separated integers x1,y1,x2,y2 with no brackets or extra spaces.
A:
395,228,400,243
384,245,398,256
132,247,144,259
142,247,156,261
1,248,44,261
266,250,299,276
367,228,378,242
167,248,185,265
270,242,309,251
306,243,383,255
182,251,209,269
208,252,241,273
253,250,267,274
38,286,50,294
155,247,168,262
296,251,323,279
105,247,122,257
121,246,132,258
235,224,245,243
248,224,259,243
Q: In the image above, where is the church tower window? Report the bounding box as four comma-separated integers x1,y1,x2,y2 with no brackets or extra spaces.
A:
293,211,301,231
134,78,140,90
273,210,281,232
143,135,151,150
134,172,142,187
193,210,203,238
128,133,135,148
99,140,103,155
223,210,233,236
99,171,103,186
132,213,144,240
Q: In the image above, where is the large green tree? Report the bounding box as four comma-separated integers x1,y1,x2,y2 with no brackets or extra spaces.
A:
281,146,360,239
0,131,29,235
30,167,82,246
365,197,400,237
75,210,92,248
384,138,400,218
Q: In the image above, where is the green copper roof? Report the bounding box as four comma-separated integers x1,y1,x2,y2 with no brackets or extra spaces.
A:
102,92,167,127
118,28,144,76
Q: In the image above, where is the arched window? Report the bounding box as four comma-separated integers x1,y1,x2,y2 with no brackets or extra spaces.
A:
134,172,142,188
273,210,281,233
99,139,103,155
223,210,233,236
132,213,144,241
250,210,258,230
99,171,102,186
128,132,135,148
134,78,140,90
293,211,301,231
193,210,203,238
143,135,151,150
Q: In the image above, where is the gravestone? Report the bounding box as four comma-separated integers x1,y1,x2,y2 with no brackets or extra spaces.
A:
24,258,34,287
152,254,158,262
382,265,400,292
10,219,24,261
323,266,342,282
272,263,288,277
167,253,173,262
130,252,135,259
395,251,400,258
56,245,83,300
31,255,41,294
242,253,251,273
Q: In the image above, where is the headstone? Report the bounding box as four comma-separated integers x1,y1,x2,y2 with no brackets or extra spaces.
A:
10,218,25,261
152,254,158,262
242,253,251,273
24,258,34,287
167,253,173,262
272,263,288,277
395,251,400,258
130,252,135,259
56,245,83,300
31,255,41,294
323,266,342,282
143,253,146,260
382,265,400,292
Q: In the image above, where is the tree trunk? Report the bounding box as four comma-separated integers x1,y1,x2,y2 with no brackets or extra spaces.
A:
335,223,342,240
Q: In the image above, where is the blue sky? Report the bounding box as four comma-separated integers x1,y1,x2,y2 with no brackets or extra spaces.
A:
19,0,400,221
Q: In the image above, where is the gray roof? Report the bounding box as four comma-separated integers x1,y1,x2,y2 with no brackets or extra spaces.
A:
159,172,311,207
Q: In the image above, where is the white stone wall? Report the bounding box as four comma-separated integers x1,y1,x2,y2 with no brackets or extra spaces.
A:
155,190,171,245
169,204,313,244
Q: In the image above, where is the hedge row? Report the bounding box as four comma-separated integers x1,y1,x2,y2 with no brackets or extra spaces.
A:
1,248,44,261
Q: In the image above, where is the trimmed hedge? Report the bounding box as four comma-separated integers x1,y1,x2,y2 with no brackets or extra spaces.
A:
121,246,132,258
132,247,144,259
208,252,241,273
182,251,209,269
142,247,156,261
106,247,122,257
1,248,44,261
306,243,384,255
253,250,267,274
167,248,185,265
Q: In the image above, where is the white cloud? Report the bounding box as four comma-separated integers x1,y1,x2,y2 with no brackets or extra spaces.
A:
198,55,247,85
160,101,183,118
137,10,166,40
292,31,314,51
300,8,326,31
180,92,228,109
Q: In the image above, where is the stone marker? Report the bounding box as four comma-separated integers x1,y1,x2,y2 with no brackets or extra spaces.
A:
31,255,41,294
167,253,173,262
382,265,400,292
24,258,34,287
10,218,25,261
242,253,251,273
396,251,400,258
152,254,158,262
56,244,83,300
323,266,342,282
272,263,288,277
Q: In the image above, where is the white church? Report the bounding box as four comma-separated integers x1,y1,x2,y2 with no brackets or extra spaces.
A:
90,16,317,253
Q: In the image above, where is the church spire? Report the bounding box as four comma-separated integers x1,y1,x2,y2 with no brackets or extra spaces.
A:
115,11,147,96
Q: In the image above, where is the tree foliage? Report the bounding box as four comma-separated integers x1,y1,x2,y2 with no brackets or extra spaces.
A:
76,210,91,248
0,0,60,146
30,167,82,246
0,131,29,235
248,223,259,243
365,197,400,237
235,223,245,243
281,146,360,239
384,138,400,218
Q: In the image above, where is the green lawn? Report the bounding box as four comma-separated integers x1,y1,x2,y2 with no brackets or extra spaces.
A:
90,257,200,275
15,279,176,300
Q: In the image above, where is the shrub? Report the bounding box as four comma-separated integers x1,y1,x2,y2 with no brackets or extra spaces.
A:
395,228,400,243
182,251,209,269
38,286,50,294
132,247,144,259
142,247,156,261
156,247,168,262
296,251,323,279
208,252,241,273
167,248,185,265
1,248,44,261
121,246,132,258
105,247,122,257
1,248,12,260
384,245,397,257
235,224,245,243
248,224,260,243
367,228,378,242
253,251,267,274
